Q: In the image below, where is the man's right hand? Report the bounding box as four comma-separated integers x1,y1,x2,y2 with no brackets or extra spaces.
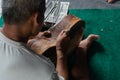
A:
56,30,70,57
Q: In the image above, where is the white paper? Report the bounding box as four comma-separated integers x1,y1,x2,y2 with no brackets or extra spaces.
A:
44,1,70,24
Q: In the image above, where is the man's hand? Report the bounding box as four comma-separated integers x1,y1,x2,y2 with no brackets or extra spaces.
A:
56,30,70,80
56,30,70,56
35,31,51,38
27,31,51,47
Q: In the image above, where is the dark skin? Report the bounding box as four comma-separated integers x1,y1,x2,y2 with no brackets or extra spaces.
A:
70,34,99,80
32,30,99,80
56,31,99,80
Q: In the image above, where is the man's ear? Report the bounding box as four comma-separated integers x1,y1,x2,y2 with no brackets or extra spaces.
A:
33,13,39,26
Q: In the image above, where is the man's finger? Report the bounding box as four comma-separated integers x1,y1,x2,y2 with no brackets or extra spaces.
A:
37,31,51,38
59,29,69,37
41,31,51,36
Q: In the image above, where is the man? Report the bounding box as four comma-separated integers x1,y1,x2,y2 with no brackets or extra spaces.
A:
0,0,69,80
0,0,99,80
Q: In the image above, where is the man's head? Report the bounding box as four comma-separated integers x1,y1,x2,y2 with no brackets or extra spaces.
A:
2,0,45,25
2,0,45,40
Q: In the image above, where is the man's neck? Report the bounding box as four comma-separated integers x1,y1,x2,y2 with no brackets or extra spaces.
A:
1,24,28,43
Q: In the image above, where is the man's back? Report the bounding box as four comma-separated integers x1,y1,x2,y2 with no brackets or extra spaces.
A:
0,32,58,80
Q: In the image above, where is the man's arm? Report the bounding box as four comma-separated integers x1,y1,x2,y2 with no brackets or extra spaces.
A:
56,30,70,80
56,50,68,80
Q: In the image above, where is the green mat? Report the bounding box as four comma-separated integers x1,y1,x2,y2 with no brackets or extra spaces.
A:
69,9,120,80
0,16,3,27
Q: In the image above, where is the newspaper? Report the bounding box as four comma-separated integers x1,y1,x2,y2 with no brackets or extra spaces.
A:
45,0,70,25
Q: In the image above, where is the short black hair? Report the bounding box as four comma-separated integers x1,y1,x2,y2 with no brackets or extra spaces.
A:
2,0,45,25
